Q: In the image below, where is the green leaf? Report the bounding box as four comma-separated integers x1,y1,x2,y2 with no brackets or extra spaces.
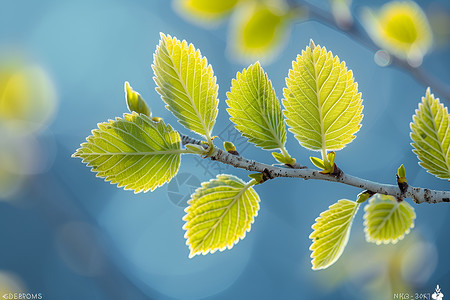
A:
124,81,151,117
310,156,325,169
73,112,183,193
356,190,374,204
361,1,432,65
227,62,286,150
397,164,406,179
363,194,416,245
310,199,359,270
283,41,363,152
185,144,207,155
248,173,264,184
410,88,450,179
272,151,296,165
183,174,260,257
152,33,219,141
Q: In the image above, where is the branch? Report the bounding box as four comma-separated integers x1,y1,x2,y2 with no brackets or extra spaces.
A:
181,135,450,204
291,0,450,101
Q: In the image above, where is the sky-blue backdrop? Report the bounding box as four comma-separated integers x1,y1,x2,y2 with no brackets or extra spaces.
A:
0,0,449,299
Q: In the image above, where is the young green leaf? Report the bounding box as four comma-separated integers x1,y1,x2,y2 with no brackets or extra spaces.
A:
364,194,416,245
183,174,260,258
410,88,450,180
272,151,296,165
227,62,287,150
356,190,374,204
397,164,406,179
283,41,363,153
153,33,219,142
248,173,264,184
310,156,325,169
223,141,239,155
310,199,359,270
73,113,183,193
185,144,207,155
124,82,151,117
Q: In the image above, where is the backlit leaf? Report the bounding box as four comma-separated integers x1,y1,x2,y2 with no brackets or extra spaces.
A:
226,62,286,150
124,81,151,117
153,33,219,141
362,1,432,65
283,41,363,152
364,194,416,245
310,199,359,270
410,88,450,179
183,174,260,257
73,112,183,193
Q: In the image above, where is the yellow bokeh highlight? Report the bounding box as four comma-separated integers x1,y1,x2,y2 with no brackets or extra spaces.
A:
0,271,26,296
174,0,240,25
0,60,57,133
229,1,299,63
362,1,432,66
0,57,58,199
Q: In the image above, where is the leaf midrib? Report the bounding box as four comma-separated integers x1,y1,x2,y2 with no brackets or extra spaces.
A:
370,201,398,238
424,98,450,173
195,181,253,250
311,47,326,155
314,202,358,266
254,69,284,150
164,39,211,140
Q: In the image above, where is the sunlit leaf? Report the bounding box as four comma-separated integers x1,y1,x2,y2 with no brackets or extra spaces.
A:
124,81,151,117
362,1,432,65
283,41,363,152
183,174,260,258
310,199,359,270
73,112,183,193
226,62,286,150
364,194,416,245
410,88,450,179
174,0,240,23
153,33,219,141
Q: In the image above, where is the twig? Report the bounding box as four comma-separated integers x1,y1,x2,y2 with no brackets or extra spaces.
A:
182,135,450,204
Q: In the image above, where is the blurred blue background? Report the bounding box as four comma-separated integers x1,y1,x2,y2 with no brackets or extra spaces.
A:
0,0,449,299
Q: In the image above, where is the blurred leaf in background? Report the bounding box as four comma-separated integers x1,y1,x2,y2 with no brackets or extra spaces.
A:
228,0,300,64
0,58,57,133
361,1,433,67
174,0,304,64
0,57,58,200
310,231,438,300
0,271,26,297
428,4,450,47
173,0,241,26
330,0,353,29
